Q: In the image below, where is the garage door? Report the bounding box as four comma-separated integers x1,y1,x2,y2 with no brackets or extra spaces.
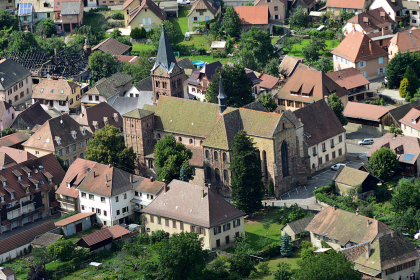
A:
75,222,83,233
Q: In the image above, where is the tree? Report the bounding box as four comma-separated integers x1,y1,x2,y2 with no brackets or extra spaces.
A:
403,66,419,99
209,22,222,39
302,43,320,62
85,126,136,173
148,21,180,49
268,178,275,196
258,92,277,112
205,65,254,107
280,233,293,257
154,134,194,182
121,57,153,82
36,19,55,37
157,232,208,280
8,31,39,53
392,206,420,235
37,36,66,56
179,166,189,182
391,178,420,213
31,247,52,270
229,234,256,278
48,239,76,261
240,27,274,66
274,263,293,280
222,6,240,37
366,147,399,181
230,131,264,214
88,51,121,81
0,9,15,30
239,49,258,70
27,265,46,280
282,37,301,52
389,124,403,134
288,6,306,28
386,51,420,89
130,27,147,39
399,77,409,98
327,94,348,126
312,55,333,73
264,58,281,76
119,241,149,271
110,28,122,38
294,250,362,280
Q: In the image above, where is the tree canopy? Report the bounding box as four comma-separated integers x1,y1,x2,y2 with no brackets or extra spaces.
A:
85,125,136,173
36,36,66,56
205,65,254,107
230,131,264,214
148,21,180,49
154,134,194,182
8,31,39,53
366,147,399,181
221,6,240,37
264,58,281,76
288,6,307,28
0,9,16,30
121,57,153,82
48,239,76,262
36,19,56,37
386,51,420,89
258,92,277,112
88,51,121,81
327,94,348,125
239,27,274,66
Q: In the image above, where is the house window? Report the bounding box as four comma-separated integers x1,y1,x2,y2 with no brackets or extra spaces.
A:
233,219,241,227
205,150,210,160
97,208,101,214
224,169,229,183
117,210,120,215
213,226,222,234
124,193,127,199
180,222,184,230
81,192,86,198
325,154,329,162
413,19,417,23
148,159,153,168
104,210,107,216
274,6,278,10
332,151,336,159
116,196,119,202
89,194,94,200
165,219,169,227
378,57,383,64
319,157,323,165
158,217,161,224
223,223,231,231
322,143,326,151
101,197,105,203
173,220,176,228
150,215,154,223
339,135,343,143
214,151,218,161
339,148,342,156
81,205,85,210
358,61,366,68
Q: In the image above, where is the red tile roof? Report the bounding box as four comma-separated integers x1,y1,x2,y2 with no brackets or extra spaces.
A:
258,73,280,90
399,106,420,131
115,55,138,64
56,158,96,198
107,225,131,239
0,131,30,147
78,228,113,246
343,101,391,121
326,0,366,9
332,31,388,62
0,221,56,255
368,133,420,164
0,147,37,164
55,212,95,227
390,28,420,54
325,68,370,90
92,38,132,56
347,8,394,33
134,177,165,194
234,6,269,25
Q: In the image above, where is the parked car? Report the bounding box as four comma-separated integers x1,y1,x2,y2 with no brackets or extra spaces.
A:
331,163,346,171
358,138,374,145
177,0,191,4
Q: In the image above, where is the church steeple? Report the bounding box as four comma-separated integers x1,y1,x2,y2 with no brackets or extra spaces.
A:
155,25,176,70
218,76,227,114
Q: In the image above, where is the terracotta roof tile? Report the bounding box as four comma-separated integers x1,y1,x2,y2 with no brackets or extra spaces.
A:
77,228,113,246
107,224,131,239
0,131,30,147
326,0,366,9
0,221,56,255
234,6,269,25
77,102,123,132
390,28,420,54
326,68,370,90
399,106,420,131
0,147,38,164
32,80,79,101
56,158,96,198
92,38,132,56
188,0,218,16
0,267,14,277
258,73,280,89
134,177,165,194
332,31,388,62
343,101,391,121
347,8,394,33
55,212,95,226
142,180,246,228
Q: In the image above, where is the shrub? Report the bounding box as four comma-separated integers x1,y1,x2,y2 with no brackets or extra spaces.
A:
321,240,331,248
111,12,124,20
150,230,169,244
130,27,147,39
261,243,280,258
258,262,270,274
300,241,312,250
197,48,207,55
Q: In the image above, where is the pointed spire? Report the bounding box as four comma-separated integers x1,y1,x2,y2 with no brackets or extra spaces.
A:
218,75,227,114
155,24,176,70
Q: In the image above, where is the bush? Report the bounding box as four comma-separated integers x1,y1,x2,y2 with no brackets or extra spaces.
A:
300,241,312,250
150,230,169,244
136,233,150,245
321,240,331,248
197,48,207,55
261,243,280,258
111,12,124,20
130,27,147,39
258,262,270,274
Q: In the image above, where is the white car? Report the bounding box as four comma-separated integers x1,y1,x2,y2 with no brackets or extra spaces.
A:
177,0,190,4
358,138,374,145
331,163,346,171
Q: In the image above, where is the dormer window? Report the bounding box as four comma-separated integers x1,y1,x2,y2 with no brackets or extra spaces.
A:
412,118,416,124
94,123,99,131
12,170,22,181
104,117,109,126
35,183,39,190
2,181,5,187
25,187,29,194
10,192,14,199
0,196,4,203
72,131,77,139
114,114,119,123
56,137,61,145
67,182,70,188
81,127,86,135
48,178,52,184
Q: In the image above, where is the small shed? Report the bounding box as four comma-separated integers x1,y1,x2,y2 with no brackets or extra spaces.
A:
54,212,96,237
332,166,381,197
281,215,315,241
0,267,14,280
31,232,63,248
76,228,113,252
210,41,227,53
107,225,132,241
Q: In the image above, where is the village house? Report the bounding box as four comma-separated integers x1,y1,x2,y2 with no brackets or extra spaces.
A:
77,102,123,133
32,79,82,113
326,68,370,101
0,266,14,280
388,28,420,60
325,0,371,14
254,0,286,23
281,215,314,241
54,212,96,236
0,102,15,132
0,147,37,169
256,72,280,95
402,1,420,27
10,102,51,131
306,206,394,250
278,55,317,84
342,231,419,280
91,38,132,56
234,6,272,34
275,68,348,111
22,114,93,167
399,105,420,137
18,0,54,32
188,0,220,31
124,76,153,98
294,100,347,172
0,153,65,234
332,31,388,80
0,59,33,107
343,8,395,36
369,133,420,176
142,180,246,250
343,102,398,130
369,0,404,23
386,100,420,128
186,61,223,101
77,162,165,226
0,132,30,150
332,165,381,196
125,0,166,30
54,1,84,34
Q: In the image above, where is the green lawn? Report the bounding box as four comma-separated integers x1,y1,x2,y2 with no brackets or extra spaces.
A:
169,9,190,41
286,39,340,58
254,249,302,280
271,36,279,44
132,43,154,52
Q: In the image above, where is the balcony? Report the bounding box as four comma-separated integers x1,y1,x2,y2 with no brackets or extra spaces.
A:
56,197,77,204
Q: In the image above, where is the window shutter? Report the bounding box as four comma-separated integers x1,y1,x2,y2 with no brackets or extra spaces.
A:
218,226,221,233
377,68,380,75
203,228,206,236
190,225,193,232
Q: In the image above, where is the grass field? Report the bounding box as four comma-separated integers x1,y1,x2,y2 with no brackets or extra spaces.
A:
169,9,190,42
132,43,154,52
254,249,302,279
286,39,340,58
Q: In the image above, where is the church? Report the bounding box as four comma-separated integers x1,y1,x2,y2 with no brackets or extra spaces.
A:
123,26,310,197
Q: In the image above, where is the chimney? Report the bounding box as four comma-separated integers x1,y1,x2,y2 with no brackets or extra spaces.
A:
201,189,204,198
93,171,96,177
150,176,154,182
369,40,373,54
365,244,371,259
105,174,108,182
356,208,359,216
373,216,376,220
130,174,133,183
382,27,385,36
163,179,167,193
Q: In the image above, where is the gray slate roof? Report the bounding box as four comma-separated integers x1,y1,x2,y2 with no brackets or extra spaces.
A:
154,25,176,70
389,100,420,127
61,1,80,14
11,102,52,130
242,100,268,112
107,72,133,88
31,232,63,247
282,215,315,234
134,76,153,91
0,59,31,91
111,94,154,116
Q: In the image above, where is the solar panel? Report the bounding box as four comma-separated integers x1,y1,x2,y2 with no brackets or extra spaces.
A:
18,3,32,16
402,153,415,162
